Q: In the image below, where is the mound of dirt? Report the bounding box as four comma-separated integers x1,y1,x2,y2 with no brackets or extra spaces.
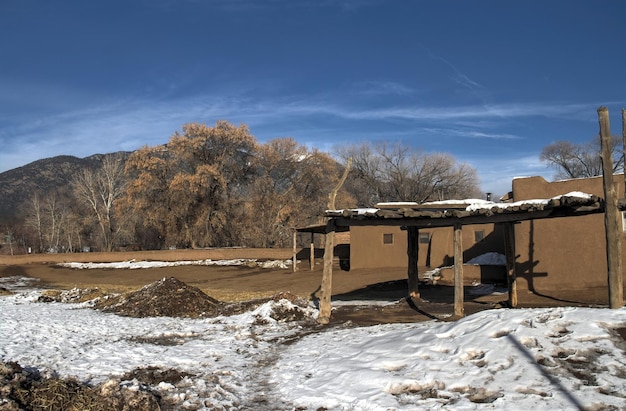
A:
220,290,310,316
38,287,110,304
97,277,222,318
36,276,315,323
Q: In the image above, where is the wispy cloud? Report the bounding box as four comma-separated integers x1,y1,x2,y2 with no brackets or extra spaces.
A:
0,88,606,174
303,101,596,122
421,127,520,140
351,81,415,97
425,49,483,91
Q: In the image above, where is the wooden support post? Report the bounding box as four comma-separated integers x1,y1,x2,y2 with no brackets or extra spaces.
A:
453,223,464,317
310,232,315,271
318,221,336,324
599,106,624,308
502,222,518,307
623,108,626,195
317,158,351,324
406,227,420,299
292,229,298,273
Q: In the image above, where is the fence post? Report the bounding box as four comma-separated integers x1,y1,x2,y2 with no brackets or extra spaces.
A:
453,223,464,317
406,227,420,298
598,106,623,308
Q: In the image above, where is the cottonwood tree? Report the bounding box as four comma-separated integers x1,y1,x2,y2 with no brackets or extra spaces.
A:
244,138,351,247
23,193,44,252
21,189,85,253
121,121,256,248
540,136,624,179
72,153,128,252
337,142,481,205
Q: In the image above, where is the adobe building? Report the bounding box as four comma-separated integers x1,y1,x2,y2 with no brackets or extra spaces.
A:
511,174,626,294
349,224,504,271
332,200,508,285
325,175,626,294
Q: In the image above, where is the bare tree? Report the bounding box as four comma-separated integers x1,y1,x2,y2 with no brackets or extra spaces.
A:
22,191,74,253
42,193,66,252
336,142,481,205
72,153,127,251
23,193,44,252
540,136,624,179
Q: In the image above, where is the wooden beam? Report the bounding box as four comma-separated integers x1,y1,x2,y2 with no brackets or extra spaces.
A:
292,229,297,273
502,222,518,308
310,232,315,271
453,223,464,317
318,221,335,324
623,107,626,198
599,106,624,308
406,227,420,298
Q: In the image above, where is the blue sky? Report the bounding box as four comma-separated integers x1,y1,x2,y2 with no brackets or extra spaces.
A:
1,0,625,196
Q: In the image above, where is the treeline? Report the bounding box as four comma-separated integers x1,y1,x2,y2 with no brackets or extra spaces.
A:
4,121,481,254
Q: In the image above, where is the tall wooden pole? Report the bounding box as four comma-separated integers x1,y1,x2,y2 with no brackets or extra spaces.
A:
310,232,315,271
503,222,518,307
453,223,464,317
406,227,420,298
623,108,626,195
318,221,335,324
292,229,298,273
317,158,352,324
598,106,623,308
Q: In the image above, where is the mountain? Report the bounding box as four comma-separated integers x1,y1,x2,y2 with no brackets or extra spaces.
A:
0,153,131,223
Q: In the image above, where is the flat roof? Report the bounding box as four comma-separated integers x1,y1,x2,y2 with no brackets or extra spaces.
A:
325,192,605,228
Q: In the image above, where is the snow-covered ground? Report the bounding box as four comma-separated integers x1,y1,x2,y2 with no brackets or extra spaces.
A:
1,273,626,410
57,258,292,269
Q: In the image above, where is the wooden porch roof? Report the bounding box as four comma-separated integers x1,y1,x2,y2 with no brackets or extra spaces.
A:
324,192,605,228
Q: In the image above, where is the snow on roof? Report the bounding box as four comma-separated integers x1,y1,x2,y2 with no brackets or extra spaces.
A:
328,192,598,218
466,191,593,212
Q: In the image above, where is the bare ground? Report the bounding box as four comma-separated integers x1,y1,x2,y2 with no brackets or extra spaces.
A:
0,248,613,325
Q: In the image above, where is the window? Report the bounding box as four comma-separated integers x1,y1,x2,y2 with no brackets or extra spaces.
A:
622,212,626,232
419,232,430,244
383,233,394,244
474,230,485,242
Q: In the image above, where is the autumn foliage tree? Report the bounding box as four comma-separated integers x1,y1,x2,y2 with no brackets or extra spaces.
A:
12,121,488,253
120,121,256,249
244,138,351,247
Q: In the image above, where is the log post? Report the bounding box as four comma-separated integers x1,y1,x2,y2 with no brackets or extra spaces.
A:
292,229,298,273
406,226,420,298
502,222,518,307
599,106,624,308
318,221,335,324
317,159,351,324
310,232,315,271
623,108,626,195
453,223,464,317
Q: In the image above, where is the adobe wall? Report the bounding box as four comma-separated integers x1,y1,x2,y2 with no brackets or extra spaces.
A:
350,226,407,269
349,223,504,270
512,175,626,293
436,265,506,285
